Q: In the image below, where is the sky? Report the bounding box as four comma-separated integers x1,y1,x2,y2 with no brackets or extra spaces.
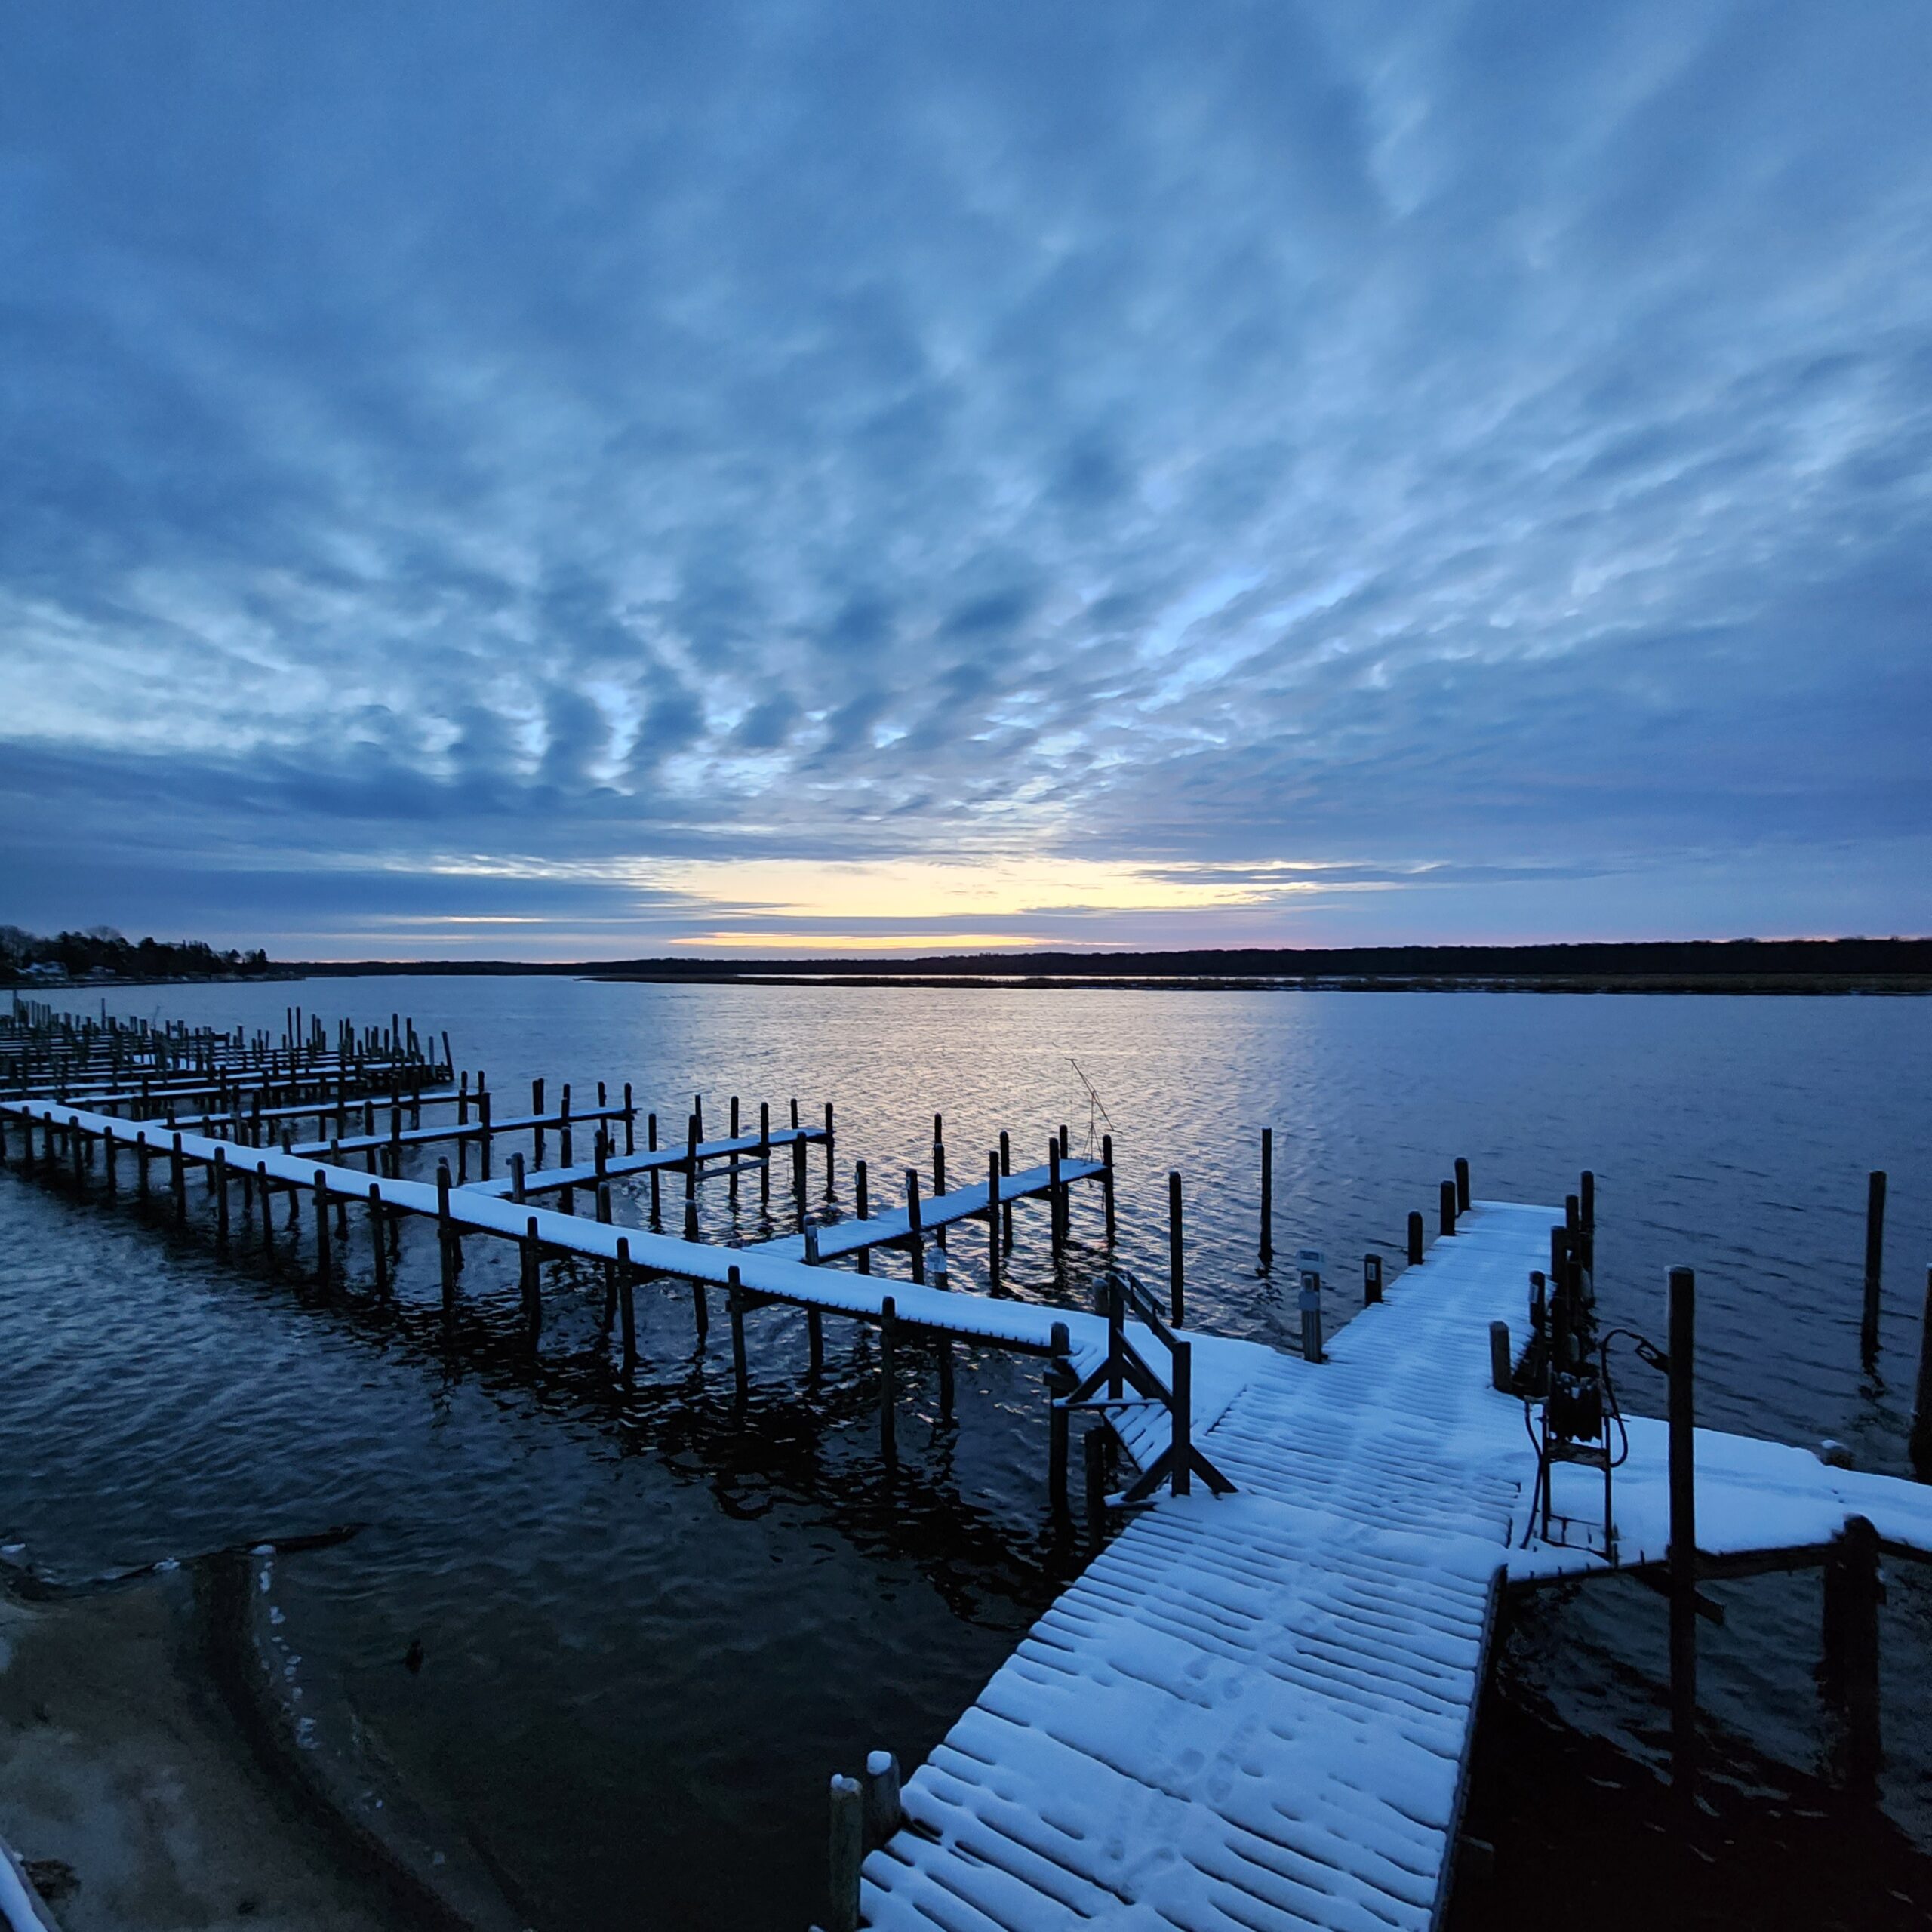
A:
2,2,1928,959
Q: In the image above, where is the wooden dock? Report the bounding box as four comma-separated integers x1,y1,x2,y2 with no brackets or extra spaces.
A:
6,1015,1932,1932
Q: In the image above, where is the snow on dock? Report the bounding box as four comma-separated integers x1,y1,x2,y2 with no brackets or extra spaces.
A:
860,1200,1932,1931
8,1094,1930,1932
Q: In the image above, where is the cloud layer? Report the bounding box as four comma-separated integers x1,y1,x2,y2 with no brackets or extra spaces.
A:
3,1,1928,953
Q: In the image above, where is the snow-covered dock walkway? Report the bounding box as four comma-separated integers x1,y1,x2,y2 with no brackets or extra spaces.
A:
859,1201,1932,1931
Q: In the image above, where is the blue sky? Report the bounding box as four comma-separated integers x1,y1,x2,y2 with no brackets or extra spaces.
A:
2,2,1927,957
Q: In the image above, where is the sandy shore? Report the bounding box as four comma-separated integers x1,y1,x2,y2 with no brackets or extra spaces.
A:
0,1570,397,1932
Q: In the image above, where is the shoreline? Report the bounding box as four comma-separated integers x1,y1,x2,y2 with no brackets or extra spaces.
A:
0,1546,521,1932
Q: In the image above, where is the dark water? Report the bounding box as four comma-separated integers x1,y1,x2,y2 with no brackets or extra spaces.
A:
5,980,1930,1927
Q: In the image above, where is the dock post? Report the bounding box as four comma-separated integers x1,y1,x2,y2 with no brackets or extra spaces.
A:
256,1163,273,1263
598,1182,616,1329
371,1186,389,1297
649,1113,661,1225
1171,1339,1194,1497
519,1218,541,1336
684,1112,700,1241
624,1084,635,1155
792,1120,808,1224
1298,1261,1324,1364
437,1161,457,1318
998,1131,1014,1251
827,1774,863,1932
854,1159,871,1275
1048,1321,1072,1507
478,1084,492,1180
1101,1132,1115,1245
1168,1172,1184,1327
1667,1263,1698,1807
313,1170,331,1285
617,1235,636,1374
532,1078,545,1167
1407,1209,1423,1266
511,1151,525,1204
931,1133,949,1281
759,1102,771,1208
1821,1513,1883,1789
728,1264,748,1401
1259,1128,1273,1267
1439,1180,1457,1237
1364,1253,1383,1304
103,1123,117,1193
1084,1429,1107,1546
1455,1156,1470,1213
824,1100,835,1196
1489,1321,1512,1392
1863,1171,1887,1360
878,1294,898,1466
171,1131,187,1222
728,1096,740,1202
558,1085,574,1214
1048,1141,1063,1260
862,1749,903,1850
1580,1169,1595,1274
1909,1266,1932,1481
905,1171,925,1285
986,1151,1002,1291
214,1145,229,1247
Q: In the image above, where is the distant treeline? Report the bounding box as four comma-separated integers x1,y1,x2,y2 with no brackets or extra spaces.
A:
0,924,274,983
288,937,1932,989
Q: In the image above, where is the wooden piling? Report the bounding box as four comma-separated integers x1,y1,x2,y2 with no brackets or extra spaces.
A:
986,1150,1002,1292
905,1171,925,1285
1580,1169,1595,1273
1048,1321,1072,1506
313,1169,331,1285
1048,1141,1063,1260
854,1159,871,1276
648,1112,661,1224
171,1131,187,1221
1408,1210,1423,1266
1909,1266,1932,1481
862,1749,903,1851
1863,1171,1887,1358
371,1185,389,1297
827,1774,863,1932
1822,1513,1883,1789
999,1131,1013,1252
256,1162,273,1263
624,1083,635,1155
879,1294,899,1466
1259,1127,1273,1267
1084,1428,1107,1546
1489,1321,1512,1392
213,1145,228,1244
1168,1171,1184,1327
1100,1132,1115,1245
684,1112,700,1241
728,1264,748,1400
1439,1180,1457,1237
511,1151,525,1204
824,1100,835,1197
437,1160,457,1318
1364,1253,1383,1304
617,1235,637,1373
1667,1263,1698,1806
1455,1156,1470,1213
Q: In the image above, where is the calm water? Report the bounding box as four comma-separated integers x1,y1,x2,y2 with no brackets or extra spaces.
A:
5,980,1930,1927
